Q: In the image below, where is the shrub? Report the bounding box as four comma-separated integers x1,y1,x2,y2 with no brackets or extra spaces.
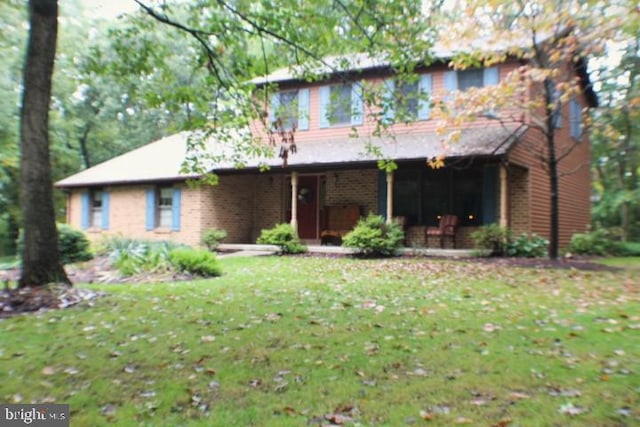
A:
342,213,404,257
16,224,93,265
566,229,614,256
506,233,549,258
57,224,94,265
201,228,227,251
169,248,222,277
470,224,509,256
256,223,306,254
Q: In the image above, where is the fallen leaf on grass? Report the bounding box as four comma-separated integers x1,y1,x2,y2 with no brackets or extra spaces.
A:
41,366,56,376
200,335,216,343
559,402,587,416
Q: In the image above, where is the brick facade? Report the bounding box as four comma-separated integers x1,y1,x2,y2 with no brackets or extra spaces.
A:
62,59,591,251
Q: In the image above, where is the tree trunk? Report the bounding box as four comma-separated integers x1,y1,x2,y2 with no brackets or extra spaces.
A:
19,0,70,287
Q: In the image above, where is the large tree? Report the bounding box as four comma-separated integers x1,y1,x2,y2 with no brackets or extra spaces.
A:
591,27,640,240
431,0,630,259
19,0,69,286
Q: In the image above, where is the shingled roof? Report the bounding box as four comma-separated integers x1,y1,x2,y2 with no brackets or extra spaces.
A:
55,125,524,188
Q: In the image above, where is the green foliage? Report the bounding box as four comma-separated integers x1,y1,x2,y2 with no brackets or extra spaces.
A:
470,224,510,256
168,247,222,277
567,229,640,257
342,213,404,257
506,233,549,258
201,228,227,251
567,229,616,256
256,223,306,254
102,237,183,276
613,241,640,257
57,224,94,265
16,224,93,266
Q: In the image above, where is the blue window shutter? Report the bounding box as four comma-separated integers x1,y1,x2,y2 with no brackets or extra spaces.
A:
383,79,395,123
171,188,181,231
483,67,499,86
482,165,498,225
269,92,279,129
319,86,330,128
80,191,90,230
377,170,387,218
101,192,110,230
297,88,309,130
418,74,432,120
570,98,582,139
145,188,155,231
444,71,458,92
350,83,364,126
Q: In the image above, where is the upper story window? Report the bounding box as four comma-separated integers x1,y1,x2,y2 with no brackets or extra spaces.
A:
444,67,499,92
146,186,181,231
384,74,432,122
319,83,363,128
270,89,310,131
569,97,582,140
80,188,109,230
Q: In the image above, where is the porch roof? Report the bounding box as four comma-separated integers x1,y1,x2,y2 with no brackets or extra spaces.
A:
55,125,524,188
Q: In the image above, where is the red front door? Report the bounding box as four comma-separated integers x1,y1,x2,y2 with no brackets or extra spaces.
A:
297,175,319,239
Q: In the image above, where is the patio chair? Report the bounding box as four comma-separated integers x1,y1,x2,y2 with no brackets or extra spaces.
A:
426,214,459,248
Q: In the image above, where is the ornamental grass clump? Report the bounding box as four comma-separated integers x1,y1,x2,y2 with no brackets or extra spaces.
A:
342,213,404,257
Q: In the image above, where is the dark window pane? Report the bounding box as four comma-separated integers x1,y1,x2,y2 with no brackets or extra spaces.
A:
278,90,298,130
329,84,352,125
457,69,483,91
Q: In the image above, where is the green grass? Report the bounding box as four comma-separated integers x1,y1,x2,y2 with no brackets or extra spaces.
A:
0,255,18,270
1,256,638,426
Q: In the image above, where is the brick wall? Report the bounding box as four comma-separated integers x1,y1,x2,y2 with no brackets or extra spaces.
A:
67,183,204,247
325,168,378,216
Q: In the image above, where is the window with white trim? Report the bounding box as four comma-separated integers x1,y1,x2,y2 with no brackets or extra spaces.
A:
319,83,363,127
444,67,499,92
270,89,310,131
145,186,181,231
90,189,103,228
384,74,432,122
158,187,173,228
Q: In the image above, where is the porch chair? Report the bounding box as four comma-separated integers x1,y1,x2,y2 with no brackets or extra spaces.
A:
426,214,459,248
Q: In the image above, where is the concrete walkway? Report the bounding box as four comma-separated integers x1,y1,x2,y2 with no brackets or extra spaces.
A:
217,244,476,258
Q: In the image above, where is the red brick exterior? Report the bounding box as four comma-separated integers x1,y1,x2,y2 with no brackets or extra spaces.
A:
64,60,591,250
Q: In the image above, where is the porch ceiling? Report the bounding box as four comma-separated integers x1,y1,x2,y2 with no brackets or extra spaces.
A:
56,125,525,188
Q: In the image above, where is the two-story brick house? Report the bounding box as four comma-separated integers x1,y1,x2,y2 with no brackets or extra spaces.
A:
56,47,596,250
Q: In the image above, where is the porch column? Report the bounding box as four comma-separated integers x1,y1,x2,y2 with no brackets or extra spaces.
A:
499,164,508,228
386,171,394,224
290,171,299,234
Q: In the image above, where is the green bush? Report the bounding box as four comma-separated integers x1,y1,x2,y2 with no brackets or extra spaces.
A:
168,248,222,277
57,224,94,265
612,241,640,257
470,224,509,256
342,213,404,257
201,228,227,251
565,229,640,257
16,224,93,265
566,229,615,256
256,223,306,254
506,233,549,258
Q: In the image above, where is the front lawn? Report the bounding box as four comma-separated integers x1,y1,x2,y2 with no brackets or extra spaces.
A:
1,257,638,426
